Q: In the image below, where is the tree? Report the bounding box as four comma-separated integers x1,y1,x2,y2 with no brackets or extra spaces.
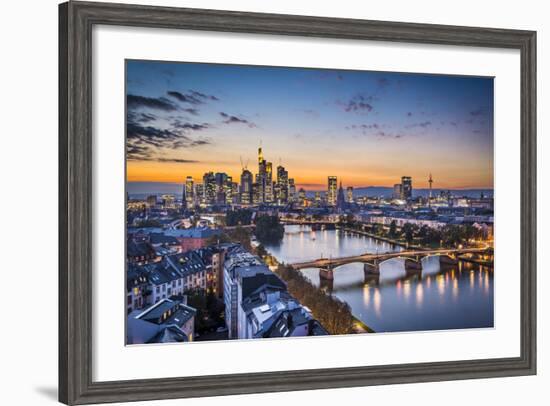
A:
225,209,253,226
401,223,418,245
254,215,284,244
276,265,355,335
255,244,268,258
388,220,397,238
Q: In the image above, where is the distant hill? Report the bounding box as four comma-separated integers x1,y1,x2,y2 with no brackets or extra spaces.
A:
306,187,493,199
351,187,493,199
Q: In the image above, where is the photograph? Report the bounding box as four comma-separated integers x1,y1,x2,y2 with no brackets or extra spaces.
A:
125,60,495,344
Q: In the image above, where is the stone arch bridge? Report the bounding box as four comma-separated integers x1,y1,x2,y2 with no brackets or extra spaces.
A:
289,247,491,281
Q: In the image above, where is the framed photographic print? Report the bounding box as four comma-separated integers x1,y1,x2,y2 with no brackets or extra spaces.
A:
59,1,536,404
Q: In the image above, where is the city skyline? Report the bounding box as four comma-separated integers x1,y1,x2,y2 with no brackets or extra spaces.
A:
126,60,494,190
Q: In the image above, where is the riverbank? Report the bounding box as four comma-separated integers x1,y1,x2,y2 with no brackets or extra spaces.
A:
352,316,376,333
259,244,377,334
337,225,412,249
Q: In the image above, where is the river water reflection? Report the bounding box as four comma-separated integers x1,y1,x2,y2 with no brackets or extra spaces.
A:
265,225,494,333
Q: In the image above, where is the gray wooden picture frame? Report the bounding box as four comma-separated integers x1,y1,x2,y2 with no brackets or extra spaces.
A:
59,1,537,404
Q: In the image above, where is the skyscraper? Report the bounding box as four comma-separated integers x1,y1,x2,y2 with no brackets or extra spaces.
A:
257,146,267,203
336,182,346,211
328,176,338,206
240,169,253,204
346,186,354,203
288,178,296,202
265,162,273,203
203,172,216,205
298,188,306,206
185,176,194,208
195,183,205,206
401,176,412,200
276,165,288,204
393,183,402,200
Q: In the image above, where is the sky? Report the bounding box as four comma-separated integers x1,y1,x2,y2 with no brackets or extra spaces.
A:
126,60,494,191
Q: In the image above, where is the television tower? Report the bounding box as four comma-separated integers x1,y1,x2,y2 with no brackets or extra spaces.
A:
428,173,433,207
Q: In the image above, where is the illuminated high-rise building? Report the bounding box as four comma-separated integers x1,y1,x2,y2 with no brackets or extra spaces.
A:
393,183,402,200
265,162,273,203
224,176,234,205
298,188,306,206
240,169,253,204
346,186,354,203
194,184,204,206
257,145,267,203
327,176,338,206
276,165,288,203
185,176,194,208
252,182,262,204
401,176,412,200
288,178,296,202
314,191,321,202
161,194,176,209
203,172,216,205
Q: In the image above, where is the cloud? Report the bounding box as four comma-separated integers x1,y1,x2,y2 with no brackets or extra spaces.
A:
167,90,219,105
156,158,200,163
167,91,202,104
127,94,178,112
407,112,413,117
171,120,211,131
127,111,157,124
189,90,219,101
127,123,184,143
339,94,375,114
126,115,213,162
219,112,257,128
182,108,200,116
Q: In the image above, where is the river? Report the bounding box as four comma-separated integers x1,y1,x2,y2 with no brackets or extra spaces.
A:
265,225,494,333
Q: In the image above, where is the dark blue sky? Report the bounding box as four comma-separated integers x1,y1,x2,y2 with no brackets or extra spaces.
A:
126,60,494,190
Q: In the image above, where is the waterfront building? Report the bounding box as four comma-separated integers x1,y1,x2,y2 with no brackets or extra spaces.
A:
401,176,412,200
346,186,354,203
222,245,327,340
185,176,194,208
328,176,337,205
